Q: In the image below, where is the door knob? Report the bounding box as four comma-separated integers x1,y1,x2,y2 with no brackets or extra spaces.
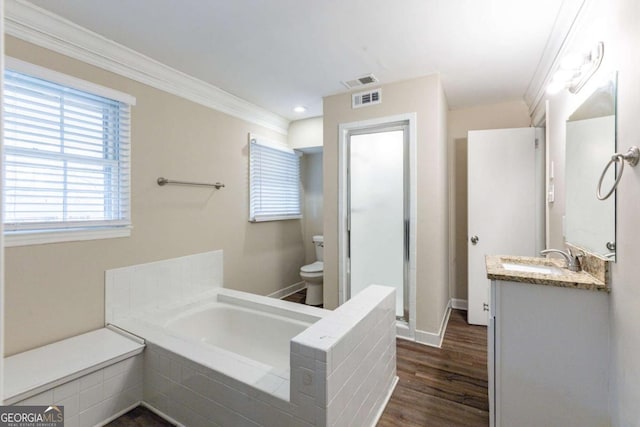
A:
470,235,479,245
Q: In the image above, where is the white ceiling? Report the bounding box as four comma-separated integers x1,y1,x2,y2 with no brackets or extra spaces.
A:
27,0,575,121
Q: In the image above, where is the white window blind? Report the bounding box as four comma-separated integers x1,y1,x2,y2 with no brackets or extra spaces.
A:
249,135,301,222
3,67,132,235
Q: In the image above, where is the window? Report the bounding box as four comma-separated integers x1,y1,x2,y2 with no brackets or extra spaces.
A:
3,59,135,246
249,134,301,222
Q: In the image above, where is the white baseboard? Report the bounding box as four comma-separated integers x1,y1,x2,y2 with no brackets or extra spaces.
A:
396,297,467,348
140,402,186,427
414,302,452,348
395,320,414,341
451,298,468,310
267,281,306,299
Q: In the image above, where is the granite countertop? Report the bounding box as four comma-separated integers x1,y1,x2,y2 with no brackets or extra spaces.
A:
485,255,609,292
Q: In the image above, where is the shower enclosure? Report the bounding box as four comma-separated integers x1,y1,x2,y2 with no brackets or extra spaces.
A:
339,114,416,335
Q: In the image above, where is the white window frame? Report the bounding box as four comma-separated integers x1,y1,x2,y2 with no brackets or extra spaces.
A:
3,57,136,247
249,134,302,222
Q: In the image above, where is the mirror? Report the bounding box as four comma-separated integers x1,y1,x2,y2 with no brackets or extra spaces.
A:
565,72,617,259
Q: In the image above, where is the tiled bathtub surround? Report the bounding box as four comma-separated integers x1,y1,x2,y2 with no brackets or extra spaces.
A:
105,250,223,323
106,251,397,426
291,285,397,426
3,328,145,427
138,286,396,426
12,354,143,427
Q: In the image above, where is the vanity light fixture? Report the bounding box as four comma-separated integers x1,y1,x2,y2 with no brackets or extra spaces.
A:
293,105,306,113
546,41,604,94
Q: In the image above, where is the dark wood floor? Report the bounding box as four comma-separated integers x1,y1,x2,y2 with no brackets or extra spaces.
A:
282,288,310,304
378,309,489,426
282,288,323,307
106,406,173,426
110,290,488,426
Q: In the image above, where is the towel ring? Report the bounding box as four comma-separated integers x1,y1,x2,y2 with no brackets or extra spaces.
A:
596,146,640,200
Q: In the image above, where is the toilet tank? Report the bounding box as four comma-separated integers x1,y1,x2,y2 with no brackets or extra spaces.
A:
313,235,324,262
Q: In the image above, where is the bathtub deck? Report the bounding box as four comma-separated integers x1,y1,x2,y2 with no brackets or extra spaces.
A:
109,290,488,427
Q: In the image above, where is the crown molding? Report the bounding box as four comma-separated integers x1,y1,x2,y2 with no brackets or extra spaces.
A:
4,0,290,135
524,0,593,125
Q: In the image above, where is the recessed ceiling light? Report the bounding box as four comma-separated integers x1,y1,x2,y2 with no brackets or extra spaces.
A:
293,106,306,113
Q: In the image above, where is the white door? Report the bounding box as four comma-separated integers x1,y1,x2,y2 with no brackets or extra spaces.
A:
467,128,543,325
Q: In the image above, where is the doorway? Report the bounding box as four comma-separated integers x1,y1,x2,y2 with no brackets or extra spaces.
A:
338,114,416,338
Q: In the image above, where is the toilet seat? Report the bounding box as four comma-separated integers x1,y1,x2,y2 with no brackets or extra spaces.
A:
300,261,323,274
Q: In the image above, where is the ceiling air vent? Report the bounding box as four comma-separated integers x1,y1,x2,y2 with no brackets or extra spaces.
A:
342,74,379,89
352,88,382,109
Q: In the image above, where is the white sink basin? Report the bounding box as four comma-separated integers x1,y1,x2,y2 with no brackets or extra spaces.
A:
501,262,565,276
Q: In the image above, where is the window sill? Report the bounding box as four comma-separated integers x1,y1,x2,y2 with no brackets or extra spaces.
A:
4,226,132,247
249,215,303,222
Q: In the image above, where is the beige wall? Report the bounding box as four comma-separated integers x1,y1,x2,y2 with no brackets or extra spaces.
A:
323,75,450,334
4,37,305,356
290,117,325,263
301,152,324,264
288,117,323,149
541,0,640,423
447,101,531,300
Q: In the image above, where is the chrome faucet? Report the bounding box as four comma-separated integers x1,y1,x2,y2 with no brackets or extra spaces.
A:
540,248,583,272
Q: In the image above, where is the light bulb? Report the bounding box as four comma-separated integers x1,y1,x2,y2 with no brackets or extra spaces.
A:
546,79,566,95
560,52,586,70
553,69,576,82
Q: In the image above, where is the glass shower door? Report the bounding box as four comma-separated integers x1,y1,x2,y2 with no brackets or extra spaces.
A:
348,127,407,319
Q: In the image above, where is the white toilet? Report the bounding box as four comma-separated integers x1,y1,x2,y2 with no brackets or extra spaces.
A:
300,235,323,306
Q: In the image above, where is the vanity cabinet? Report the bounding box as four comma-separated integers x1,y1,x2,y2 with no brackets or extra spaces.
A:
489,280,609,427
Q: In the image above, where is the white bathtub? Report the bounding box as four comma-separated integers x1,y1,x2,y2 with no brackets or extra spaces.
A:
107,252,397,426
164,300,315,371
113,288,325,388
